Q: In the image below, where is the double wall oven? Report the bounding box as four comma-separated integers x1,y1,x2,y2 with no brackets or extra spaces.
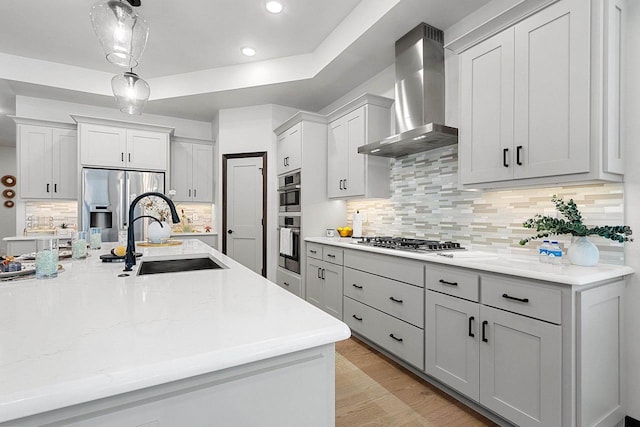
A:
278,171,301,274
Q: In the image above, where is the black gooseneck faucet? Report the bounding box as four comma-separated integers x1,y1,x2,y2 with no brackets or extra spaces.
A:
124,192,181,272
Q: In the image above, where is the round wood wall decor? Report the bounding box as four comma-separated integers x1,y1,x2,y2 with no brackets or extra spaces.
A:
2,189,15,199
1,175,16,187
4,200,14,208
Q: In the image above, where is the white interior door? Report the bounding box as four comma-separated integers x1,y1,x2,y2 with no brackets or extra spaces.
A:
226,156,264,275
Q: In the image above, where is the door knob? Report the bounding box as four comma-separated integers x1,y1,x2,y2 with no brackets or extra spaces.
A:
227,230,234,234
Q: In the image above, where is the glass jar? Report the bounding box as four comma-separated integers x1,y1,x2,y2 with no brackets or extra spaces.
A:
35,238,59,279
72,231,88,260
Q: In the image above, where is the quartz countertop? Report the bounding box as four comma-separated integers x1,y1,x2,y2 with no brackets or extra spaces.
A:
306,237,633,286
0,239,350,423
170,231,218,236
3,234,72,241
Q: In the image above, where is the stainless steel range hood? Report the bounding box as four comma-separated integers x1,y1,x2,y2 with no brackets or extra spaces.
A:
359,23,458,158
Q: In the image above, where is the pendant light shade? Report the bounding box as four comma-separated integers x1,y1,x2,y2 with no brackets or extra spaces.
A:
111,71,150,115
90,0,149,68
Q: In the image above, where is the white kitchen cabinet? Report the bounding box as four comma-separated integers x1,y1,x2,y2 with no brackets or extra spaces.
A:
327,94,393,199
277,122,302,176
171,139,213,202
73,115,173,172
479,305,561,427
305,246,343,319
341,248,425,370
426,266,564,427
458,0,623,188
276,267,302,297
15,120,77,200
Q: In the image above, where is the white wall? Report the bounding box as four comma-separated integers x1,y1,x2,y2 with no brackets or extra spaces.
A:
15,96,213,140
214,104,296,281
624,0,640,420
0,146,16,253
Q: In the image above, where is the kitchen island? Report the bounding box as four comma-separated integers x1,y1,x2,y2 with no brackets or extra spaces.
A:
0,239,350,426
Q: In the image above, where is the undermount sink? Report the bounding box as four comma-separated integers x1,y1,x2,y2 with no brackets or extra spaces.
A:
137,256,226,275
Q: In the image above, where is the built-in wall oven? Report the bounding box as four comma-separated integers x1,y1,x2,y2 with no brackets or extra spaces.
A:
278,171,301,212
278,215,301,274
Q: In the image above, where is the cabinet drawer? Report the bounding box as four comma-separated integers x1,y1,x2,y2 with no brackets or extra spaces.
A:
344,250,423,286
427,265,479,302
323,247,343,265
481,275,561,324
344,297,424,370
276,268,302,298
306,242,323,260
344,267,424,328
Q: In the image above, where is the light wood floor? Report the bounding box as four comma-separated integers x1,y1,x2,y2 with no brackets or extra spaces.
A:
335,337,498,427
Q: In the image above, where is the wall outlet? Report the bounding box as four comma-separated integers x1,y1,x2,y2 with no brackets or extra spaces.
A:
192,213,198,221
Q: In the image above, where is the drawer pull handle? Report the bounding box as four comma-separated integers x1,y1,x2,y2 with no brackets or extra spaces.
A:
310,250,317,254
439,279,458,286
352,284,363,289
317,268,322,278
283,282,290,287
352,314,363,321
389,296,403,304
502,293,529,303
468,316,475,338
482,320,488,343
389,333,403,342
503,148,509,167
327,254,336,258
516,145,523,166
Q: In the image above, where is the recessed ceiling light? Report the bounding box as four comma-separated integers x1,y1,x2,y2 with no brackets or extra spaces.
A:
241,47,256,57
266,1,283,13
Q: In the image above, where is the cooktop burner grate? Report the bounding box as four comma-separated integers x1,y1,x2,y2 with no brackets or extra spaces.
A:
356,236,464,251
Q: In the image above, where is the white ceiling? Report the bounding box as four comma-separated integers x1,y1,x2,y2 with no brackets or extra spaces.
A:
0,0,491,146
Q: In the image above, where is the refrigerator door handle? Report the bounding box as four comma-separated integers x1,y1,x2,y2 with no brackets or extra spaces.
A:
124,175,131,227
120,177,126,229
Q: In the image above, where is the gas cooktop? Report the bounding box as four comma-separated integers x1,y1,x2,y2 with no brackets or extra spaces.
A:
355,236,464,252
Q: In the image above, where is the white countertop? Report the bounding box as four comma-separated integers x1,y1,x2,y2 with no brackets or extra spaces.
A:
306,237,634,286
3,234,71,241
170,231,218,236
0,239,350,423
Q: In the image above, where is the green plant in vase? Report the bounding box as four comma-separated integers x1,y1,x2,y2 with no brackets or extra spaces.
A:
519,195,632,266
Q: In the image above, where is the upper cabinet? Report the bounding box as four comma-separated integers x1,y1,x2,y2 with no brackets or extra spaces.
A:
72,115,173,172
277,123,302,176
457,0,625,188
327,94,394,199
13,118,77,200
171,138,214,202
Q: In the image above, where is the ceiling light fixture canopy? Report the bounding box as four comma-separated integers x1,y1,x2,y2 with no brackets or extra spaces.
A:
111,70,150,115
90,0,149,68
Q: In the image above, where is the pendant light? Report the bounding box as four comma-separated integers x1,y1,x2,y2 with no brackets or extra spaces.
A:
90,0,149,68
111,70,150,115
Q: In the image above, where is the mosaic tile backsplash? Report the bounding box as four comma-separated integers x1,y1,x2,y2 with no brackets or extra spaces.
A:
25,202,214,232
347,146,625,264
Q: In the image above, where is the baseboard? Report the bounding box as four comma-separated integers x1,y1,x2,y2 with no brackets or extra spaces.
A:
627,416,640,427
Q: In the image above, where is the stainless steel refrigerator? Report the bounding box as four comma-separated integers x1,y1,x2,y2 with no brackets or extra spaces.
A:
81,168,165,243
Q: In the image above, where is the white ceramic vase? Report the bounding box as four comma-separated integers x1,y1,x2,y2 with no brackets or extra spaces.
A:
147,221,171,243
567,236,599,266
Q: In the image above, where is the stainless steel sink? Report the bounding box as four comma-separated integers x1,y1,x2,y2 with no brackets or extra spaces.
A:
137,257,226,275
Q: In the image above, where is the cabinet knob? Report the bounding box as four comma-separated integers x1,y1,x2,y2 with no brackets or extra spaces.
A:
227,229,234,234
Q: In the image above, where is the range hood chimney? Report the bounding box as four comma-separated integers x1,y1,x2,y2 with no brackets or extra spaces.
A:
358,23,458,158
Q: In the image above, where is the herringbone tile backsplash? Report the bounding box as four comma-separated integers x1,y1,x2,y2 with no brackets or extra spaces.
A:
347,146,625,264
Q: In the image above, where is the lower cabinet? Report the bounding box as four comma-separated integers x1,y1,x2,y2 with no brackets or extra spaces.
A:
276,267,302,298
305,257,343,319
426,291,561,427
344,297,424,369
304,241,626,427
